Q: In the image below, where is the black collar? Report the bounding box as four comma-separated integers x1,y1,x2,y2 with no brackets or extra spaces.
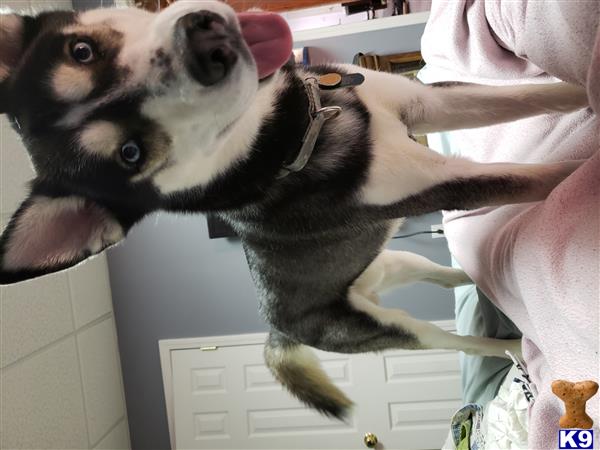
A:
277,72,365,179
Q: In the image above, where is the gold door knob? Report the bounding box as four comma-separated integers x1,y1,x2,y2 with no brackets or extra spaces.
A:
364,432,378,448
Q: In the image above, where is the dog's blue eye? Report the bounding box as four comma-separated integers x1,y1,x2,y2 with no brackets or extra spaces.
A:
71,41,95,64
120,141,142,165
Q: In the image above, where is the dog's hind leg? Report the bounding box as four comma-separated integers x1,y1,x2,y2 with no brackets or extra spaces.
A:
265,288,520,418
347,291,521,359
267,293,519,417
352,253,517,357
354,249,471,295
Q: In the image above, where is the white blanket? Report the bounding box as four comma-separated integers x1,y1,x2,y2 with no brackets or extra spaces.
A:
483,366,529,450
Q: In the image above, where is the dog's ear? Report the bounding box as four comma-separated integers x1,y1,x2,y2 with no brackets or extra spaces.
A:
0,13,27,113
0,193,125,284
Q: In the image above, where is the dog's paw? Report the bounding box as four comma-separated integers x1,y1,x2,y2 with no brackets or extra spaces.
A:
504,339,523,359
439,269,472,288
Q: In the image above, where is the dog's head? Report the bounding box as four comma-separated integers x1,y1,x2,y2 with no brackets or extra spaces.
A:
0,1,292,283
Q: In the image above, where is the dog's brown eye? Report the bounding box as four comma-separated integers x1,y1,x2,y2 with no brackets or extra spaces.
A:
71,41,95,64
120,141,142,166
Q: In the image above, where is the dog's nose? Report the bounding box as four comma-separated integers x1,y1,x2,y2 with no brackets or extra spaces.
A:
178,11,238,86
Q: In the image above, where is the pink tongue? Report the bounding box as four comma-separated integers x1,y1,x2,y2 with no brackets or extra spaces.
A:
238,12,293,79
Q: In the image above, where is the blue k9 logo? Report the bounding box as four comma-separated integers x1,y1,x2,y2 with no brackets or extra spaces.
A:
559,429,594,449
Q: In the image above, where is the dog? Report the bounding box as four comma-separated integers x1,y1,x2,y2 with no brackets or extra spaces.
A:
0,1,589,418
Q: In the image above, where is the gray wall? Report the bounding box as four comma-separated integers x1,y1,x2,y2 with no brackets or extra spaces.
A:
107,20,452,450
72,0,113,9
108,212,452,450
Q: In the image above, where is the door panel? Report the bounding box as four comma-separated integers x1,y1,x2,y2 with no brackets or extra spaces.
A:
171,343,461,449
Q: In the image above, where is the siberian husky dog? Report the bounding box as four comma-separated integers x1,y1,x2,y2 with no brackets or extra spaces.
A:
0,1,589,417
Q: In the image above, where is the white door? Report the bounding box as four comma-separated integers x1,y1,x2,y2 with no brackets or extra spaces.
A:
165,329,462,450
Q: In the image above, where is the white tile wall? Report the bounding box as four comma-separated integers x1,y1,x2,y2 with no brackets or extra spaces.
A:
69,254,114,329
29,0,73,11
1,338,89,449
1,0,75,11
94,420,131,450
0,1,131,447
77,317,126,444
0,1,30,12
1,271,73,368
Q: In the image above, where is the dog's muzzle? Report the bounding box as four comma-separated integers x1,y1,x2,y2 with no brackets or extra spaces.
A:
177,11,239,86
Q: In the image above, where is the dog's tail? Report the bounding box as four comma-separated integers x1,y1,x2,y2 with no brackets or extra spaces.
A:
264,330,353,419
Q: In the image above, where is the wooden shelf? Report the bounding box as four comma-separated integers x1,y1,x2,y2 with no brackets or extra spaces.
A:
293,10,429,42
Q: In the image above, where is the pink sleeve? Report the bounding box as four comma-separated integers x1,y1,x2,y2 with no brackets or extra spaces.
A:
489,1,600,85
421,2,599,448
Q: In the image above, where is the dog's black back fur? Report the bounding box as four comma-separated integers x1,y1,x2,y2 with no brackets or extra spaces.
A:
162,64,418,353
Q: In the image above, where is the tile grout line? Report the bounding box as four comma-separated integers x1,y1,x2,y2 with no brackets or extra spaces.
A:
85,314,129,449
110,315,130,437
0,311,113,371
76,351,94,450
68,271,93,449
89,414,126,449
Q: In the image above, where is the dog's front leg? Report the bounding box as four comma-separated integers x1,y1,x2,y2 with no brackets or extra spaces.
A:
350,66,589,134
360,133,584,218
405,81,589,134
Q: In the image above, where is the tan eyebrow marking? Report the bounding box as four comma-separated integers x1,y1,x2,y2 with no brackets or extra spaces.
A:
79,120,123,157
51,64,95,102
54,24,129,127
52,23,126,103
